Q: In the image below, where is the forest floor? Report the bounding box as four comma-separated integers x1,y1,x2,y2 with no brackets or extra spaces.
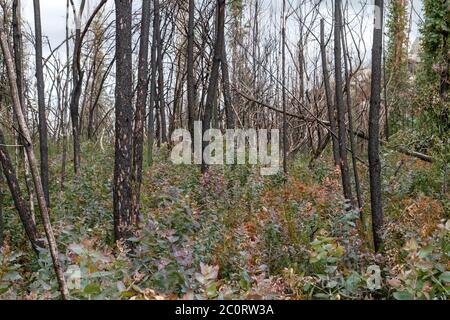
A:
0,141,448,300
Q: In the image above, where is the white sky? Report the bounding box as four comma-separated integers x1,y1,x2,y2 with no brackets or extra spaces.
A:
23,0,70,55
20,0,424,59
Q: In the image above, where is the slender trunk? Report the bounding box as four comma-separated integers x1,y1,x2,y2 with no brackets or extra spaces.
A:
320,19,340,166
169,50,184,138
341,24,363,212
187,0,196,139
222,40,234,129
70,20,82,176
201,0,226,173
147,3,157,166
252,0,259,126
113,0,133,241
334,0,353,201
369,0,385,252
132,0,151,224
281,0,288,174
382,28,389,141
154,0,167,143
13,0,24,109
0,20,69,299
61,0,70,191
33,0,50,205
13,0,35,217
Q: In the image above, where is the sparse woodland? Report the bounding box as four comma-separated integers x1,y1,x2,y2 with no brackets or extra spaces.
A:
0,0,448,300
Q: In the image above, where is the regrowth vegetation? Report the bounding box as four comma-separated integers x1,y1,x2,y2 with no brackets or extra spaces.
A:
0,0,448,300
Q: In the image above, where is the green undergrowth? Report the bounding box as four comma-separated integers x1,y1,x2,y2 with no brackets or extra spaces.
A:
0,141,448,300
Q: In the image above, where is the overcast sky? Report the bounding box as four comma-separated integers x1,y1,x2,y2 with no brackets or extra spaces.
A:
20,0,424,66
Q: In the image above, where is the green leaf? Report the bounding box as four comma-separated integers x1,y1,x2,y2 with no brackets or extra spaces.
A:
68,244,84,255
418,245,434,258
327,280,338,289
206,283,218,298
393,291,414,300
84,283,101,295
314,293,331,299
2,272,22,282
438,271,450,283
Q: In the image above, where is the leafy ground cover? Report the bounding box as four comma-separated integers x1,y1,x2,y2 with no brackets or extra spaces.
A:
0,142,448,300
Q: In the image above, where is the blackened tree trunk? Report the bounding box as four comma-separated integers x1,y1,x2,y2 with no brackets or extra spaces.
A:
0,19,69,299
132,0,151,223
154,0,167,144
13,0,35,217
222,40,234,129
334,0,353,202
13,0,24,109
33,0,49,205
0,129,42,252
70,0,85,176
320,19,340,166
187,0,196,137
281,0,288,174
147,11,157,166
341,24,363,212
369,0,385,252
201,0,226,173
113,0,133,241
61,0,70,191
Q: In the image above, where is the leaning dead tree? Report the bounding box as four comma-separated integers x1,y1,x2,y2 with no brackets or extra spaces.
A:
0,14,69,299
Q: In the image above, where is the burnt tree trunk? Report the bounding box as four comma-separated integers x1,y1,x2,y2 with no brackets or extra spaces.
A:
0,19,69,299
69,1,85,176
201,0,226,173
13,0,35,217
61,0,70,191
320,19,340,166
281,0,288,174
113,0,133,241
33,0,50,204
132,0,151,224
0,130,43,252
369,0,385,252
187,0,196,138
334,0,353,202
222,40,234,129
154,0,168,144
147,16,157,166
341,23,363,211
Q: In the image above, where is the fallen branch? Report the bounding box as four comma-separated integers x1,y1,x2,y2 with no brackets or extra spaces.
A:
235,89,434,163
353,131,434,163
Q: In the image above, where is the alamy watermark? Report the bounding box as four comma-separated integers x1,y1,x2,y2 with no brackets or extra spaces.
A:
170,121,281,176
